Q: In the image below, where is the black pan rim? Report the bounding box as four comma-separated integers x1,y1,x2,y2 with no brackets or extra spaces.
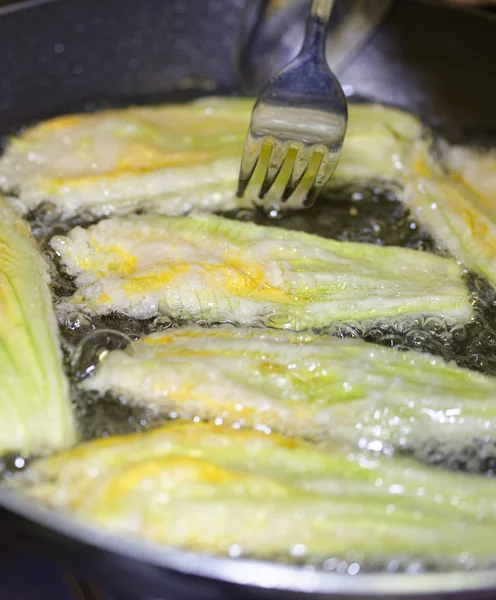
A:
0,0,61,17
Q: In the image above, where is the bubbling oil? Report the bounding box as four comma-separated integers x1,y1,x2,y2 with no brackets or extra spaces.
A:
9,128,496,573
28,186,496,473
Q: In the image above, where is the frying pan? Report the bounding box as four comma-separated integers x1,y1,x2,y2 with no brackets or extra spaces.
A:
0,0,496,598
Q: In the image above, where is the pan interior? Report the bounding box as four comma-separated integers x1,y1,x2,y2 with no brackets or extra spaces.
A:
2,90,496,577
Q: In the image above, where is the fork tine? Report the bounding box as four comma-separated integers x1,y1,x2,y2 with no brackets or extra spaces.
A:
301,152,326,208
281,144,310,203
258,141,286,200
237,135,262,198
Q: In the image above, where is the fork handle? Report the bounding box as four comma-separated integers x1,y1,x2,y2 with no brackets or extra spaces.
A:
311,0,334,22
301,0,334,57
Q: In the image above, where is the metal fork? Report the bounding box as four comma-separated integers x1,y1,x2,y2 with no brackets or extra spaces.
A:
237,0,348,209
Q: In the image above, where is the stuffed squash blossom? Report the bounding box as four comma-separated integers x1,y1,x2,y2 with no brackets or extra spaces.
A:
0,197,74,455
14,421,496,562
51,213,472,329
0,99,420,218
81,325,496,451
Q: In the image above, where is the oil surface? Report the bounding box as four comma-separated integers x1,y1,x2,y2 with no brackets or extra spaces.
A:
27,184,496,478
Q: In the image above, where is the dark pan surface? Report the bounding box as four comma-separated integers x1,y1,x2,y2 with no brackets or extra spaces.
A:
0,0,496,598
0,0,244,133
341,0,496,143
